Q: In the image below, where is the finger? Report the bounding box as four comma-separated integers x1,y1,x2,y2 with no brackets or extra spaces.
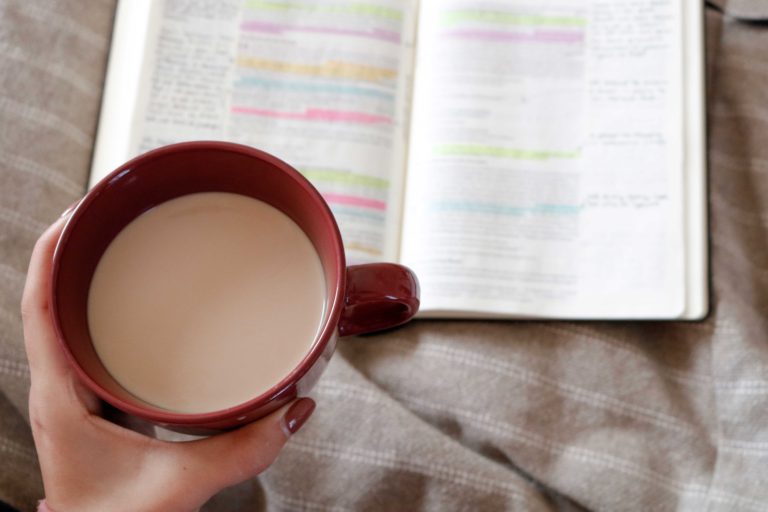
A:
175,398,316,493
21,212,74,380
21,207,100,415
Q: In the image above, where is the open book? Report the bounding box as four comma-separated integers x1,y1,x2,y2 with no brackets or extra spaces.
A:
90,0,708,320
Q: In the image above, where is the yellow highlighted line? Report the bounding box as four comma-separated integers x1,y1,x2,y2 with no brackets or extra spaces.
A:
237,57,397,82
345,242,383,256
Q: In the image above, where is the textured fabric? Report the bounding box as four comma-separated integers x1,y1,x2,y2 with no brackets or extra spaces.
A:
0,0,114,510
1,1,767,511
718,0,768,19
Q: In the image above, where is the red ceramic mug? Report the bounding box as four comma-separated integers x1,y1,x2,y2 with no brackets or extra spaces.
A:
51,141,419,433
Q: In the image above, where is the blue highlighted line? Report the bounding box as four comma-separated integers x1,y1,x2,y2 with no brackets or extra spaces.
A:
235,77,395,100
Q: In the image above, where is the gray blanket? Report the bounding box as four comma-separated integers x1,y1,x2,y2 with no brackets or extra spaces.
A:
1,1,767,510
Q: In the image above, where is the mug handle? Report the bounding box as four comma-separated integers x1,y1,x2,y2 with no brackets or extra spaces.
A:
338,263,420,336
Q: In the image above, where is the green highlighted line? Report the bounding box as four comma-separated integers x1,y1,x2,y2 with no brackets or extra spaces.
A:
245,1,403,21
300,168,389,189
434,144,580,161
441,11,586,28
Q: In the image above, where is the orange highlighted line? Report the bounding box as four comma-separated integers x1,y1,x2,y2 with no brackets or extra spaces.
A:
237,57,397,82
344,242,383,256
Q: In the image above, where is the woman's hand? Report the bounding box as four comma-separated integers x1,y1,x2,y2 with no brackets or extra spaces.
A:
22,212,315,512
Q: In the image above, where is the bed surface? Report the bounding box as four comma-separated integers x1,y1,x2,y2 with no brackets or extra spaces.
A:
1,1,767,510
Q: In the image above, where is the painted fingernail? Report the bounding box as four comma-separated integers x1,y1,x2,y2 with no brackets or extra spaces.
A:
282,397,315,436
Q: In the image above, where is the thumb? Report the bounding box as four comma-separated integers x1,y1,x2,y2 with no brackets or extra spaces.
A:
175,398,315,492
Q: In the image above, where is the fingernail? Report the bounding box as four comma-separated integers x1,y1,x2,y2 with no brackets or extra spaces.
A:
60,200,79,218
282,398,315,436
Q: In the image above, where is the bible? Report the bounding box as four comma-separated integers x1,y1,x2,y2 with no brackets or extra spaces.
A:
90,0,708,319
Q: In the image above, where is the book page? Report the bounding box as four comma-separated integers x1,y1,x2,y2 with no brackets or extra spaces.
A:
91,0,418,263
401,0,688,318
682,0,708,320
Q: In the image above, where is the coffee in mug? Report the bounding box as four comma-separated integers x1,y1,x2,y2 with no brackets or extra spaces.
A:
87,192,326,413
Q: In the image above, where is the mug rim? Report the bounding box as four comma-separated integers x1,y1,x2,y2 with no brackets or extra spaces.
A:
50,141,346,424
